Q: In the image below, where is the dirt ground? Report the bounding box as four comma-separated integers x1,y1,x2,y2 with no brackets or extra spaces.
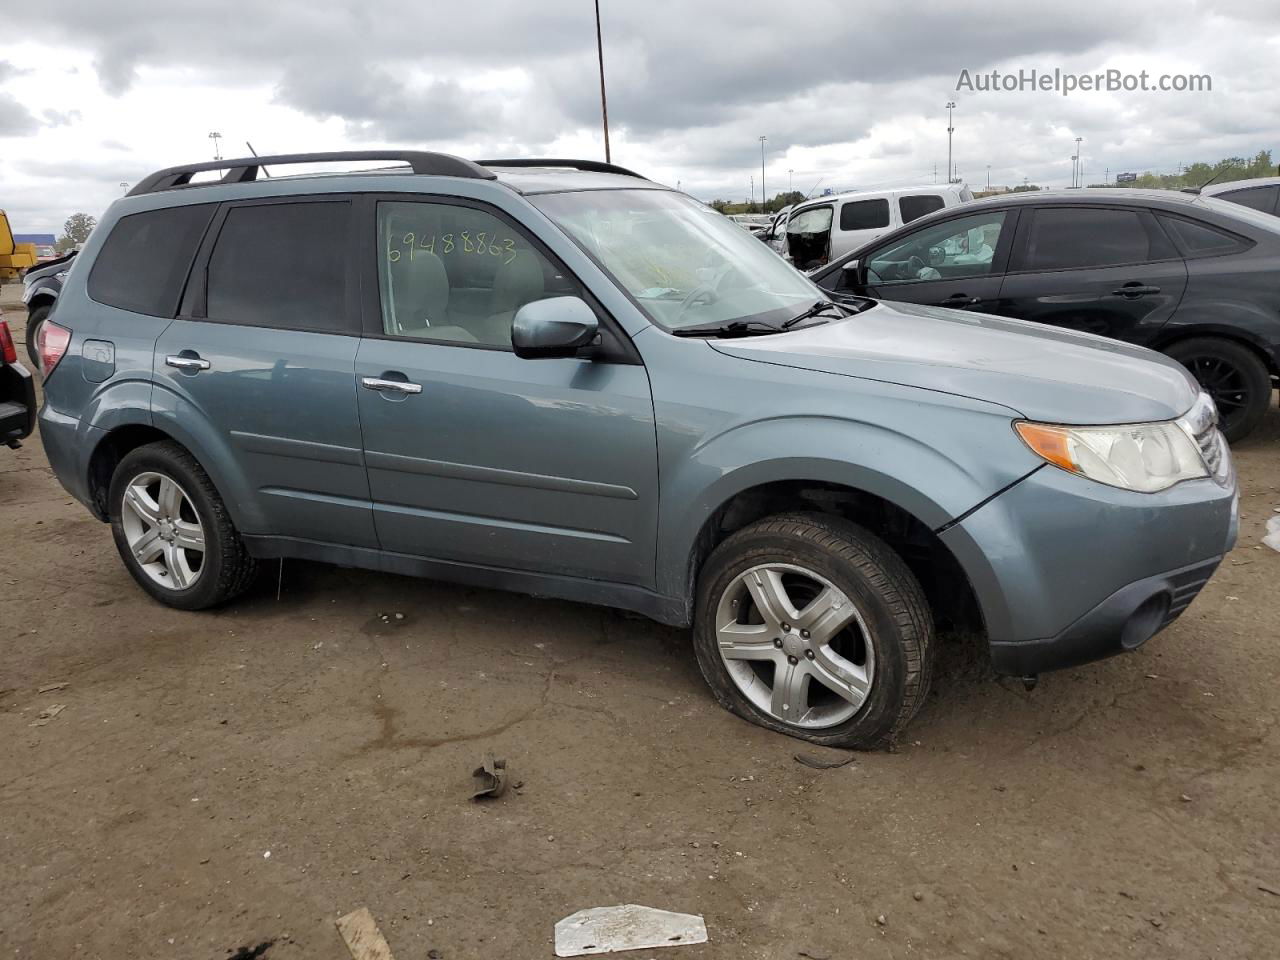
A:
2,285,1278,960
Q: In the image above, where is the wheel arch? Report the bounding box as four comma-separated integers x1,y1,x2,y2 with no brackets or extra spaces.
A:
1153,322,1280,379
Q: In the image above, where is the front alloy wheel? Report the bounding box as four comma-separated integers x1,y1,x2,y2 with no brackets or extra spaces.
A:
716,563,875,729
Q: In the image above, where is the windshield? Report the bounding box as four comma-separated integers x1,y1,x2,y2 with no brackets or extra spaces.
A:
532,190,824,331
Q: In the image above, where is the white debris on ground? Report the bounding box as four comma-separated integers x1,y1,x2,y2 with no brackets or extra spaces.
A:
1263,515,1280,553
554,904,708,956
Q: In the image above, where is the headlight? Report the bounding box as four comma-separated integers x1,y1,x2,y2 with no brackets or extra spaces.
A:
1015,416,1209,493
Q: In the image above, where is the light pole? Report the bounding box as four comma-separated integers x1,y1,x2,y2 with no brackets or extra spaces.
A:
1073,137,1082,187
758,136,767,212
208,131,222,161
749,175,754,209
945,102,956,184
986,164,991,191
788,168,794,193
594,0,611,162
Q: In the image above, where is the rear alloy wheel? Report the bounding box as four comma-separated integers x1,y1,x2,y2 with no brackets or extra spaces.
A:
109,441,257,609
693,514,933,749
1166,338,1273,443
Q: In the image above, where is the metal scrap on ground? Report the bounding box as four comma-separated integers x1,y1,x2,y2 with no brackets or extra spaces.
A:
554,904,708,956
335,907,397,960
471,752,510,800
1263,515,1280,552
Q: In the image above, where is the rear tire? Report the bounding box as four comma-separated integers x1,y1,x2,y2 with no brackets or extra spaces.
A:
1166,337,1272,443
692,513,934,749
108,441,257,610
25,304,49,370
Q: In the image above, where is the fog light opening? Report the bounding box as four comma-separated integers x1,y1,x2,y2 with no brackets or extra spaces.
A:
1120,593,1171,651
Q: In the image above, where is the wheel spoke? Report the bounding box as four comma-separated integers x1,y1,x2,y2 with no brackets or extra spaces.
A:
164,543,191,589
174,520,205,552
744,568,800,627
157,477,183,518
794,585,856,644
718,621,781,662
132,528,164,564
770,658,810,720
124,484,162,525
809,647,872,708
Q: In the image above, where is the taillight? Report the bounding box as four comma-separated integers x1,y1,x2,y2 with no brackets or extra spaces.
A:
0,319,16,365
37,320,72,378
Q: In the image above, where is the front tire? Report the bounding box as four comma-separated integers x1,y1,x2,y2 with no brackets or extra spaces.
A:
693,514,934,749
109,441,257,609
1166,337,1272,443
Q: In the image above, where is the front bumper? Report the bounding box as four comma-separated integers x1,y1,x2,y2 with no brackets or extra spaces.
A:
0,361,36,446
942,462,1237,675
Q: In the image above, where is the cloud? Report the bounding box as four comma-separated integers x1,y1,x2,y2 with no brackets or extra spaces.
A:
0,94,40,137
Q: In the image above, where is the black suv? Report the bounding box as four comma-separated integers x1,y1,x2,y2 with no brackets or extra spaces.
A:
0,308,36,449
813,189,1280,441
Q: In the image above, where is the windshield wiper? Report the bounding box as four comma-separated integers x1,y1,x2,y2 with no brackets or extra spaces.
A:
781,299,846,329
670,320,784,339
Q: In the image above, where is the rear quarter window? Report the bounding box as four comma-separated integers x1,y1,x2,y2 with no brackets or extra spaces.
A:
87,205,215,317
899,194,946,224
839,198,890,231
1157,215,1252,257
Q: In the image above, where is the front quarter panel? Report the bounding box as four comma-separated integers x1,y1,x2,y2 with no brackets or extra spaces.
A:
636,328,1042,601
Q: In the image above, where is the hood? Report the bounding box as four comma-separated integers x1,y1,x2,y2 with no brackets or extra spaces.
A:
710,300,1199,424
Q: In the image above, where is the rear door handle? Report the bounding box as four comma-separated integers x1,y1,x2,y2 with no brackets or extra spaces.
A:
939,294,982,307
165,354,210,372
1112,283,1161,297
361,376,422,395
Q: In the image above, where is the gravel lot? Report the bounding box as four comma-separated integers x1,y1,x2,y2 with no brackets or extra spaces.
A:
3,286,1278,959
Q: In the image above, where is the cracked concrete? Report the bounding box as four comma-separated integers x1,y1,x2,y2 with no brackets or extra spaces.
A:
2,290,1279,958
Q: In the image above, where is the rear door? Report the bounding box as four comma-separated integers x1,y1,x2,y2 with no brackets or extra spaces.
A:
153,197,377,548
996,205,1188,345
352,195,659,586
832,197,892,259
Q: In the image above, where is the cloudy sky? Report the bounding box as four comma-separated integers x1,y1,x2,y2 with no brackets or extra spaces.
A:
2,0,1278,235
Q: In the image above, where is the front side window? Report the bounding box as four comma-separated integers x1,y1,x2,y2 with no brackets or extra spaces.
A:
88,204,215,317
839,198,890,231
533,189,823,332
206,202,350,331
1020,207,1173,272
899,194,946,224
376,201,573,347
866,210,1008,284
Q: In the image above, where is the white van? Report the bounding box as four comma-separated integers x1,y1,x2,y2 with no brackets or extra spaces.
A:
785,184,973,270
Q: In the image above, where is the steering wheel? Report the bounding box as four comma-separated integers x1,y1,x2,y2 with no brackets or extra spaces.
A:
675,262,736,320
907,255,925,276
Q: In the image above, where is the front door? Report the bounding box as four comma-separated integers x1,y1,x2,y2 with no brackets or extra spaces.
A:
996,205,1188,345
153,197,376,548
353,196,659,587
823,207,1017,312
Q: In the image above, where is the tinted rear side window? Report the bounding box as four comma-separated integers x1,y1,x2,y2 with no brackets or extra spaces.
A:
899,194,946,223
1217,185,1279,214
1158,215,1248,256
206,201,350,332
839,198,890,231
88,204,214,316
1021,207,1173,271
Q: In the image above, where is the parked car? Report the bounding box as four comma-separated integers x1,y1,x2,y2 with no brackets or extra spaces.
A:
785,183,973,270
39,151,1236,748
21,249,75,369
1199,176,1280,217
812,188,1280,442
0,307,37,450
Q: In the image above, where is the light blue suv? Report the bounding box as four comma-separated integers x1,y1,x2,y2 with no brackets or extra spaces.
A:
36,151,1238,748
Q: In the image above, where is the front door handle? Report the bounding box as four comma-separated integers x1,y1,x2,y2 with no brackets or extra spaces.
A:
165,354,211,372
1112,283,1161,298
361,376,422,395
939,294,982,307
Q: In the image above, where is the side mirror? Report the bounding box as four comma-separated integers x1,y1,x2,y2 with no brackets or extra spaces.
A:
840,258,867,289
511,296,600,360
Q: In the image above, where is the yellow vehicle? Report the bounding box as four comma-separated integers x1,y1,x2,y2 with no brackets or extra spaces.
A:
0,210,39,281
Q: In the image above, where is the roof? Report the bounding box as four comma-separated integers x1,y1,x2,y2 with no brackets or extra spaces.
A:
962,187,1202,208
1200,176,1280,195
791,182,969,213
126,151,665,199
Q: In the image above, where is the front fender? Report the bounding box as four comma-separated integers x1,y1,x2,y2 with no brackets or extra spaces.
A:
655,413,1037,600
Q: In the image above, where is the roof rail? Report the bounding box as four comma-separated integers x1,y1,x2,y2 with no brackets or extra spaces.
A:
127,151,497,196
477,158,647,180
